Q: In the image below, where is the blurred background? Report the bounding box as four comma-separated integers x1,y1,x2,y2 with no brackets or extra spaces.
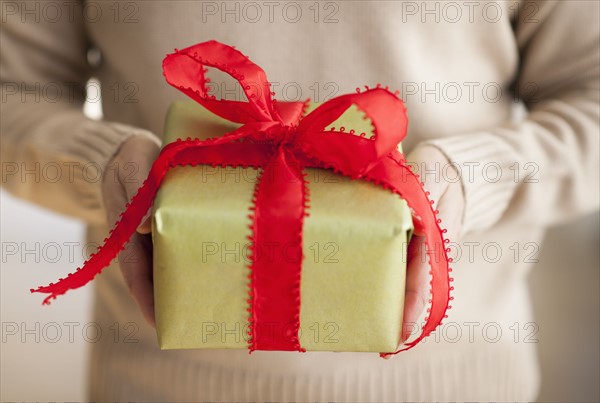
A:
1,79,599,402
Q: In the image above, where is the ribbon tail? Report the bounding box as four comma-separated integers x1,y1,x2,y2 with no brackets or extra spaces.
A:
29,146,182,304
364,156,452,357
30,177,158,304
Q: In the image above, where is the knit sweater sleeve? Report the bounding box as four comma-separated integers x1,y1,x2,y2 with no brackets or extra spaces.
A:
0,1,159,225
423,0,599,235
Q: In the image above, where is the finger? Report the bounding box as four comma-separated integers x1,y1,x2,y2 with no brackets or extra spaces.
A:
119,233,155,327
102,169,128,227
435,177,464,240
401,236,429,342
120,160,156,236
105,190,128,228
119,169,153,234
118,176,153,234
384,238,429,361
136,208,153,234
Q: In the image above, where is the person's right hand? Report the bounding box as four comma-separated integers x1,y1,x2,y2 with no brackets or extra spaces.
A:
384,145,464,358
101,135,161,327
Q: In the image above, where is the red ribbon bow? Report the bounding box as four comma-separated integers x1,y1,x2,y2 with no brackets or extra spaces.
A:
32,40,452,357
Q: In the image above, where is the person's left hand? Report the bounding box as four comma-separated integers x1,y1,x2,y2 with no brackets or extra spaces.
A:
385,145,465,357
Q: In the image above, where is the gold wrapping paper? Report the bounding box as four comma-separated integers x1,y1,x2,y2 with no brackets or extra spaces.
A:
152,100,413,352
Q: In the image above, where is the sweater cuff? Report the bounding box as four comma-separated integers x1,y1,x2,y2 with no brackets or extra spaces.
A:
421,132,522,235
64,116,160,218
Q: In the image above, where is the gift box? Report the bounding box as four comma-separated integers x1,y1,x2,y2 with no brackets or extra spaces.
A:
32,40,451,357
152,100,413,352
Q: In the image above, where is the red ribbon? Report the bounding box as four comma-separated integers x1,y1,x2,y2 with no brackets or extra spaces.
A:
31,40,453,356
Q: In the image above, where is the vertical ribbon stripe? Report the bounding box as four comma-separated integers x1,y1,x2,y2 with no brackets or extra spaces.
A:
249,149,306,351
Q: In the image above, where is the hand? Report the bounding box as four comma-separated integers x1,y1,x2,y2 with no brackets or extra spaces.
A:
101,135,160,327
387,145,465,357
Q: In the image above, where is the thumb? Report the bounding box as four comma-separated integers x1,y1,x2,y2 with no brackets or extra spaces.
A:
117,135,161,234
120,171,153,235
137,210,153,234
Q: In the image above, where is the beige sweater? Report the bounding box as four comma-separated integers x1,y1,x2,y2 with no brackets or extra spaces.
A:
2,1,599,401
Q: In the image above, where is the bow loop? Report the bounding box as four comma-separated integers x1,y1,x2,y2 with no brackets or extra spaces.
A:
163,40,277,123
294,88,408,177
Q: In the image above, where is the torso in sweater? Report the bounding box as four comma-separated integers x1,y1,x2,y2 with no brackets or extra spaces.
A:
85,2,541,401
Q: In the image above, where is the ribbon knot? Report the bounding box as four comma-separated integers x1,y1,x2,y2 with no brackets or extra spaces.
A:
31,40,452,357
267,124,298,148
